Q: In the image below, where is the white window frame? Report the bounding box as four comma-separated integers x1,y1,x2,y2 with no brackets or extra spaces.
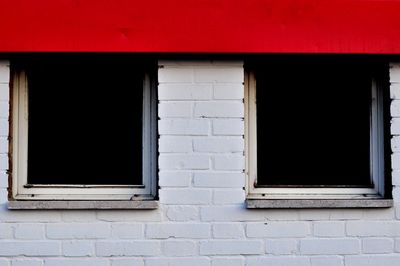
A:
245,70,386,200
11,68,157,201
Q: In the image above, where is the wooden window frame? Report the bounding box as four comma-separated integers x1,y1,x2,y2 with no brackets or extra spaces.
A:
10,68,157,201
245,70,387,200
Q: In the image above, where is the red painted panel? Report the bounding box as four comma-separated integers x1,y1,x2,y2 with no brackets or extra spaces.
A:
1,0,400,53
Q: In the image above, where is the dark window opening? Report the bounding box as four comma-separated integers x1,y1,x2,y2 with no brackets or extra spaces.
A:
253,57,387,187
25,57,148,185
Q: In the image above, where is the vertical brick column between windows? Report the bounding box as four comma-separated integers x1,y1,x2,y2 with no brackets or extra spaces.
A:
158,61,246,205
390,64,400,201
0,60,10,204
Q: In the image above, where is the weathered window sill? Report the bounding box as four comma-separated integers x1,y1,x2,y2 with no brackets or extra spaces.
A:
7,200,158,210
246,199,393,209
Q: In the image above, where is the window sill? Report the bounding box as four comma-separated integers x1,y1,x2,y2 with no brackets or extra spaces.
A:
7,200,158,210
246,199,393,209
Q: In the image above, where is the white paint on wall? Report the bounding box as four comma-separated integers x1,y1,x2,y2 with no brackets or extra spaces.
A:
0,60,399,264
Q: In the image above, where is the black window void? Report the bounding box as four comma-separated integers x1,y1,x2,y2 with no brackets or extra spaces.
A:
26,57,146,185
254,58,387,187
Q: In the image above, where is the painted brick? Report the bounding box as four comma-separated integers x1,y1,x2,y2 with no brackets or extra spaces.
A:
166,206,199,221
246,257,310,266
390,83,400,99
111,223,143,239
193,138,244,153
391,100,400,117
95,241,161,256
159,189,212,204
395,238,400,252
390,64,400,83
44,259,109,266
213,155,244,170
391,118,400,135
0,223,14,239
111,258,144,266
345,255,400,266
362,238,394,254
0,101,8,118
159,102,193,118
159,61,243,67
162,240,196,256
14,224,45,239
145,257,210,266
0,241,60,256
346,221,400,236
158,84,212,100
62,241,93,257
211,257,244,266
246,222,310,238
159,172,191,187
159,155,209,170
200,240,263,255
265,239,297,255
146,223,211,239
0,155,8,170
393,187,400,201
159,119,209,135
61,211,97,222
300,238,360,255
0,172,7,188
362,208,395,220
2,58,400,264
193,173,245,188
212,223,245,239
298,210,331,221
213,84,244,100
213,190,245,204
310,256,343,266
392,170,400,185
46,223,110,239
194,102,243,118
159,136,193,153
326,209,363,220
397,205,400,220
0,189,7,204
0,62,10,83
158,68,193,83
0,209,62,222
0,84,8,101
313,222,345,237
212,119,244,136
0,138,8,154
0,119,8,136
11,259,43,266
0,189,6,204
96,210,161,222
194,67,244,83
201,206,268,222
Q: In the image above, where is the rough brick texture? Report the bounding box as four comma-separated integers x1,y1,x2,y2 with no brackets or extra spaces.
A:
0,60,399,264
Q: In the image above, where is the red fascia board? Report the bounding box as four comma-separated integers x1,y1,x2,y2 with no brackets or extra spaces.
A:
1,0,400,53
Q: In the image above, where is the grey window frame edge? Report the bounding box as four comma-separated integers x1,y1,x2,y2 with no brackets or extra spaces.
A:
246,199,393,209
7,200,158,210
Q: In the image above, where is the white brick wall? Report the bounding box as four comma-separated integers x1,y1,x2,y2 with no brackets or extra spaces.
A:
0,60,399,264
0,61,8,209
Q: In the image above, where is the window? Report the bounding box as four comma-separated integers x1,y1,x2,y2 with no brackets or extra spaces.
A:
10,56,157,203
245,57,392,206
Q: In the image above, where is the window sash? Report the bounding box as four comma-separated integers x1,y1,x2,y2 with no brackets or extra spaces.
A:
11,70,157,200
245,70,386,199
